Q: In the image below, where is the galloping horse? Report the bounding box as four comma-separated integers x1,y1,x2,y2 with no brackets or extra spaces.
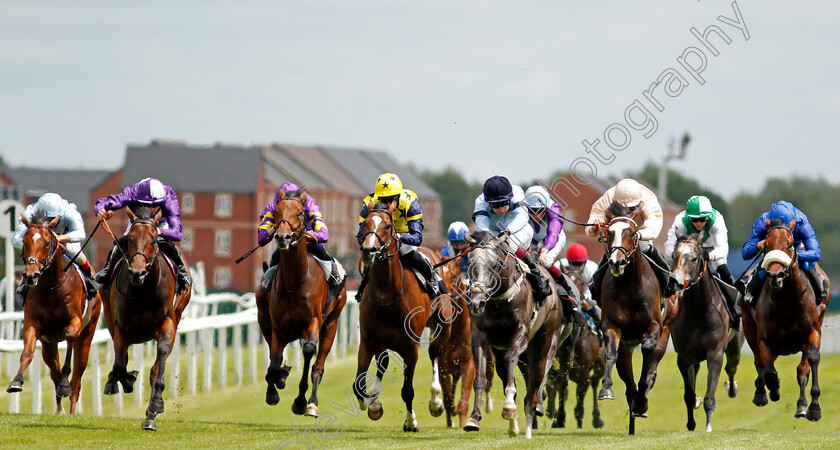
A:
463,231,567,439
547,267,605,429
7,215,101,414
255,188,347,417
597,201,668,435
100,206,191,431
354,201,433,432
741,219,831,420
670,235,744,432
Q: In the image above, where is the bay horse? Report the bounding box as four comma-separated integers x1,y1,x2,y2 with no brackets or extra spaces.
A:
741,219,831,420
670,235,744,432
100,206,191,431
462,231,567,439
547,267,605,429
255,189,347,417
354,201,433,432
597,201,668,435
6,215,101,414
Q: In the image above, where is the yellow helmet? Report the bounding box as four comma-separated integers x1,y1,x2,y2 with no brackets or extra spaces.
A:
374,173,403,198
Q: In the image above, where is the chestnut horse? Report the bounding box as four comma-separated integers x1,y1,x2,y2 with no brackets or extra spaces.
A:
100,206,191,431
597,201,668,435
255,189,347,418
741,219,831,421
463,231,567,439
354,202,433,432
6,215,101,414
547,267,605,429
670,235,744,432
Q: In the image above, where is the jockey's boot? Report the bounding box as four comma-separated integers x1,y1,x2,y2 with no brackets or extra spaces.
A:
515,248,551,309
807,264,828,305
644,245,681,298
96,237,127,286
159,239,191,294
15,280,27,304
548,265,578,321
588,254,609,305
261,250,281,291
309,244,346,301
716,263,736,286
355,270,369,302
81,265,100,301
407,250,447,299
743,271,763,308
715,264,741,330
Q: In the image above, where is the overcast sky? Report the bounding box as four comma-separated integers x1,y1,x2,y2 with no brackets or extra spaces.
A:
1,1,837,199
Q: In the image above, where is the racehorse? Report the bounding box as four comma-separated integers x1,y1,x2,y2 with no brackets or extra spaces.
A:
463,231,567,439
546,267,605,429
597,201,669,435
255,188,347,418
100,206,191,431
6,215,101,414
741,219,831,421
670,235,744,432
353,201,433,432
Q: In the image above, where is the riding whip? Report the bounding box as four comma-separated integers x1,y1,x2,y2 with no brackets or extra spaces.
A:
64,220,101,272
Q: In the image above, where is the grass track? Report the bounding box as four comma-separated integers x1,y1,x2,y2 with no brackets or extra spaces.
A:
2,350,840,448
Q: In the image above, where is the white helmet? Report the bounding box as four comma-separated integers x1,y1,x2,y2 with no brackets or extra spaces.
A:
524,185,552,213
35,193,64,218
614,178,643,207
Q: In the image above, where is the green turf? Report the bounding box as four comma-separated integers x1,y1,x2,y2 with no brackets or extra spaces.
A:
1,347,840,448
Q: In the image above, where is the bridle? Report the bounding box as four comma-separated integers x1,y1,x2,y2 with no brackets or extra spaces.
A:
361,208,400,261
673,238,707,290
764,225,798,280
22,224,61,280
274,196,307,247
600,217,639,261
123,219,160,275
469,237,514,301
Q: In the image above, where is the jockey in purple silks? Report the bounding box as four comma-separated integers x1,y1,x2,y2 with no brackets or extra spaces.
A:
94,177,191,294
258,182,345,298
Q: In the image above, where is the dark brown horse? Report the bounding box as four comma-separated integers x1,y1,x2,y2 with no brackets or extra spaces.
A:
255,189,347,417
670,235,744,432
354,202,431,432
462,231,567,439
596,201,668,435
547,267,605,429
100,206,191,431
741,219,831,420
7,215,101,414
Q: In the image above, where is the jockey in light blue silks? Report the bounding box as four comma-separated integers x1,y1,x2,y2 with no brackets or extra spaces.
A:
741,200,827,306
472,175,551,308
440,221,470,274
12,193,99,300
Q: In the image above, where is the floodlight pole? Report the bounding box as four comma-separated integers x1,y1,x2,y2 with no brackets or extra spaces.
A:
658,132,691,201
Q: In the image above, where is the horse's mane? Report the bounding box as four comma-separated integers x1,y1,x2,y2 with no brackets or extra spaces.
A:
471,230,496,245
767,218,784,228
131,205,155,220
283,187,306,198
31,211,50,225
606,200,631,219
371,201,391,212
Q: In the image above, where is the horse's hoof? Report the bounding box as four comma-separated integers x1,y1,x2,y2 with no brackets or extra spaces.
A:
403,421,419,432
687,420,696,431
276,366,291,390
795,405,807,418
368,405,383,421
148,398,165,415
551,419,564,429
501,407,517,420
633,412,648,418
292,398,307,415
429,399,444,417
305,403,319,418
103,382,119,395
769,390,780,402
694,396,703,410
726,380,738,398
631,398,649,416
753,393,768,407
265,389,279,406
57,381,71,398
463,418,480,432
7,377,23,393
598,387,614,400
535,403,544,417
141,418,157,431
593,417,605,429
121,370,139,394
806,407,822,422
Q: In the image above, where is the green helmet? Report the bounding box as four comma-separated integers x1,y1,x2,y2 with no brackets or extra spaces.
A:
685,195,715,220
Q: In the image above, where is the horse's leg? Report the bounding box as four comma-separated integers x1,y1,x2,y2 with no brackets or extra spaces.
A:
545,363,558,421
41,342,67,414
456,358,474,429
615,342,637,434
805,331,822,421
574,374,588,429
353,339,376,414
292,326,319,416
265,329,291,406
105,328,135,394
485,352,495,413
429,356,444,417
795,352,810,418
400,346,420,432
724,331,742,398
758,341,780,402
599,327,620,400
68,319,97,415
464,338,487,431
440,369,454,427
7,323,38,393
142,317,175,431
633,322,662,417
306,316,339,418
677,355,697,431
590,364,605,428
703,350,724,432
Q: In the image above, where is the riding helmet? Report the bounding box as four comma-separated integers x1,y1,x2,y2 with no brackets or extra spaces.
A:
374,173,403,199
136,178,166,204
483,176,513,205
614,178,643,207
566,243,588,262
768,200,797,225
447,221,469,241
685,195,716,221
35,193,64,218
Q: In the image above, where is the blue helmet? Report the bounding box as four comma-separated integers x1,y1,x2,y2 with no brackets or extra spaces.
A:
768,200,796,225
482,176,513,205
447,221,469,241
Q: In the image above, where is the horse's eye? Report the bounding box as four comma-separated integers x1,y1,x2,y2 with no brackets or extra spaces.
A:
385,224,391,230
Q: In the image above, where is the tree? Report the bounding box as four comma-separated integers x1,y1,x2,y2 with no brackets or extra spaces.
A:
631,162,730,218
419,167,483,235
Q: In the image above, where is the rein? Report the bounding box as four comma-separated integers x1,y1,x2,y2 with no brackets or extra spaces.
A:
763,225,798,280
361,209,404,309
600,217,639,261
23,225,73,292
271,196,311,295
673,240,707,290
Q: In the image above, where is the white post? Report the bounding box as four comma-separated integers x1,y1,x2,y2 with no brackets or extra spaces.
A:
187,332,197,396
5,237,14,317
91,344,102,416
247,322,258,385
8,391,19,413
31,348,41,414
292,340,301,369
218,327,227,390
233,324,243,386
202,328,213,393
113,381,123,416
338,307,348,359
133,345,144,409
350,301,360,351
169,335,180,399
106,339,114,366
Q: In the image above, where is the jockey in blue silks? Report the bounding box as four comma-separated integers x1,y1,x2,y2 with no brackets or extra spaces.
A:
440,221,470,274
741,200,827,306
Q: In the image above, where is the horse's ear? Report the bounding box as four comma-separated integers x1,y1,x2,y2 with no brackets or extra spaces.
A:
464,233,476,245
298,191,307,203
276,188,286,198
153,208,163,224
764,218,772,228
787,219,796,231
20,213,30,227
127,208,136,222
47,216,61,229
366,200,375,211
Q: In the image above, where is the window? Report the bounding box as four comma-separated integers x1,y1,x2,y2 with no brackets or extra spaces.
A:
213,267,232,289
181,228,194,251
181,193,195,214
215,230,231,256
215,193,232,217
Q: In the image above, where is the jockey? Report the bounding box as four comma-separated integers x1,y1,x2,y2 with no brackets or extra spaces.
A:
356,173,447,301
665,195,741,329
472,176,551,308
11,193,99,300
558,244,599,308
741,200,827,306
585,178,681,303
440,221,470,274
94,177,191,295
258,182,345,299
